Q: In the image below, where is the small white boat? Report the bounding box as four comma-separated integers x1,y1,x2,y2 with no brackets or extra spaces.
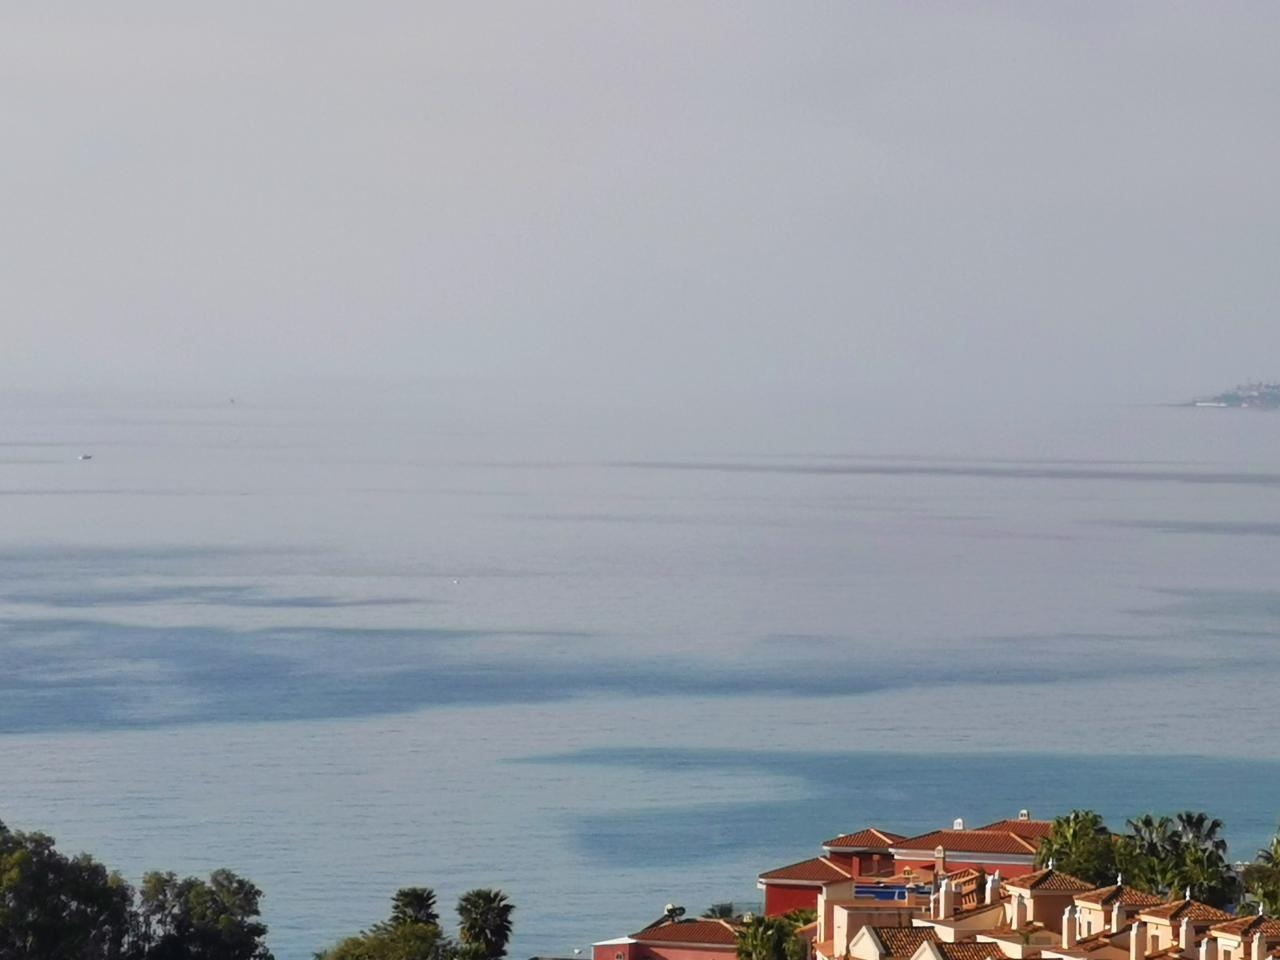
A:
78,454,93,460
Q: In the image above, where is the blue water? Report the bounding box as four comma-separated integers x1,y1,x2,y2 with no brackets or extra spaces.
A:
3,396,1280,958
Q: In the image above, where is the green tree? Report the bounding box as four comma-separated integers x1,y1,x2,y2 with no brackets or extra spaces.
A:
1037,810,1116,885
1174,812,1228,857
456,890,514,960
1258,828,1280,866
1121,811,1235,905
735,915,805,960
388,889,439,929
702,903,735,919
0,822,136,960
1171,845,1237,908
318,923,449,960
139,869,272,960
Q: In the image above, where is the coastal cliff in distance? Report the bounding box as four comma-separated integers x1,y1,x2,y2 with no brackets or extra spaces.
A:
1190,382,1280,409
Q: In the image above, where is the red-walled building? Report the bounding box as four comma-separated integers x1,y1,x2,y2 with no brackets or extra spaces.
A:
887,826,1039,879
823,829,905,877
758,856,853,916
757,813,1050,917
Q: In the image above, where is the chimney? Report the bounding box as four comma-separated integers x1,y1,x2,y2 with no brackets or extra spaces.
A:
1063,907,1078,949
938,878,955,920
985,873,999,906
1252,932,1266,960
1020,810,1031,821
1012,895,1028,930
935,845,947,877
1130,921,1148,960
1199,936,1218,960
1112,904,1127,935
953,818,966,831
1178,918,1194,954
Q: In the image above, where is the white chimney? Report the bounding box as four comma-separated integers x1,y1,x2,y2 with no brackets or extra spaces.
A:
1252,932,1266,960
1199,936,1218,960
1012,895,1028,929
985,873,999,906
1063,906,1078,949
939,878,955,919
1130,921,1147,960
1112,904,1127,935
1178,918,1194,954
1019,810,1031,821
953,818,965,831
930,892,938,920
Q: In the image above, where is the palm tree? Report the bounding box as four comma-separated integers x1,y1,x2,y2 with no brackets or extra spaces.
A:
735,916,795,960
1175,812,1228,856
457,889,515,960
1173,845,1237,908
1258,828,1280,865
390,887,439,928
703,903,735,919
1037,810,1114,884
1127,815,1177,861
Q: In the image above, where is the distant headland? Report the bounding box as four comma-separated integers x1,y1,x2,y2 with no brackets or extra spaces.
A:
1189,382,1280,409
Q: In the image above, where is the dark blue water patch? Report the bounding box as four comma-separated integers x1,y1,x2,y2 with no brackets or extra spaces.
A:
615,460,1280,489
1104,520,1280,537
1130,588,1280,626
0,617,1246,735
1,583,416,609
517,747,1280,868
0,544,274,573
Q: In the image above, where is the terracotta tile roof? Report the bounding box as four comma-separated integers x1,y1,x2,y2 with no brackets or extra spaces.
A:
1210,916,1280,940
933,943,1001,960
1139,900,1233,924
632,920,739,945
1004,868,1096,893
824,828,907,850
871,927,940,957
893,830,1039,856
759,856,852,884
1075,932,1125,954
1075,885,1165,908
977,819,1054,840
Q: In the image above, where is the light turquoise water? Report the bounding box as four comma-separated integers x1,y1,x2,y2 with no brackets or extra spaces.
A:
3,396,1279,958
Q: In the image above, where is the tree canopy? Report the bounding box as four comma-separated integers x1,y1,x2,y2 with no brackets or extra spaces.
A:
0,817,272,960
1036,809,1239,908
316,887,514,960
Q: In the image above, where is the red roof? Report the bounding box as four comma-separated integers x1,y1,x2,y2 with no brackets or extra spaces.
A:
893,830,1039,856
1075,885,1164,908
870,928,941,958
1210,917,1280,940
934,943,1001,960
1003,868,1095,893
1139,900,1233,924
759,856,852,884
824,828,906,850
633,920,739,946
977,819,1053,840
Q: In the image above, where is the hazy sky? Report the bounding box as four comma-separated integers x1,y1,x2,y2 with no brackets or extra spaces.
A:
4,3,1278,412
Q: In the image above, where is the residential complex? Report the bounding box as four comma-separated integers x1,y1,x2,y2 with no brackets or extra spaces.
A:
593,812,1273,960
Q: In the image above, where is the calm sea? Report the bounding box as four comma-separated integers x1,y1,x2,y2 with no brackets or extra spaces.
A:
3,393,1280,959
